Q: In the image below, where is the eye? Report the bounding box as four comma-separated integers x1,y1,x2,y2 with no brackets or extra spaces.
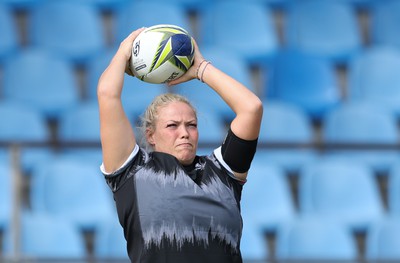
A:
166,123,177,128
188,123,197,128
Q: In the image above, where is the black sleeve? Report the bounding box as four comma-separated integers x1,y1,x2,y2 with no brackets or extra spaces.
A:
221,128,258,173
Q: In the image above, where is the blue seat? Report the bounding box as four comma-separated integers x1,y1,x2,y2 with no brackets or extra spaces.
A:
0,3,18,63
196,109,226,147
0,161,11,231
3,48,80,121
0,102,53,173
275,216,358,260
321,102,400,173
257,101,317,173
28,1,106,66
229,0,291,10
366,217,400,260
265,49,341,121
135,0,212,13
57,102,102,163
240,224,269,261
347,46,400,118
3,212,87,259
299,159,385,232
285,0,362,65
199,1,278,67
114,1,191,46
30,157,115,232
388,163,400,216
370,0,400,50
241,163,296,233
94,216,129,260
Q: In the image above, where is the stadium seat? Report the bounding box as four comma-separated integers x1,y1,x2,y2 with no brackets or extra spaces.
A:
28,1,106,66
57,102,103,163
265,49,341,121
240,223,269,261
30,157,115,232
299,159,385,232
388,162,400,216
275,216,358,260
196,108,226,147
3,48,80,121
0,162,11,231
284,0,362,65
347,46,400,118
114,1,191,46
366,217,400,260
321,101,400,173
256,101,317,173
3,212,87,259
241,163,296,233
370,0,400,50
135,0,212,13
94,215,129,260
0,3,18,64
0,102,53,173
230,0,290,10
198,1,278,67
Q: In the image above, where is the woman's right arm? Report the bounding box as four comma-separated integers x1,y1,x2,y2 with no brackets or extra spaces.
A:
98,28,145,173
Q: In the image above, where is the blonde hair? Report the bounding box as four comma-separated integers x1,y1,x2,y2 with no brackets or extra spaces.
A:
137,93,197,150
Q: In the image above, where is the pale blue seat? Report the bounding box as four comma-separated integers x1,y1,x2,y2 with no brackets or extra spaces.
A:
135,0,212,13
347,46,400,118
30,157,115,232
28,1,106,66
265,49,341,121
257,101,317,173
3,48,80,121
199,1,278,67
370,0,400,50
0,3,18,63
94,216,129,260
285,0,362,65
57,102,102,163
240,224,269,261
3,212,87,259
0,102,53,173
321,102,400,174
275,216,358,260
241,163,296,233
366,217,400,260
299,159,385,232
0,0,42,11
114,1,191,46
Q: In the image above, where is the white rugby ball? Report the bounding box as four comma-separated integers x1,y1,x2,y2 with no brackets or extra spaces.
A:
129,24,195,84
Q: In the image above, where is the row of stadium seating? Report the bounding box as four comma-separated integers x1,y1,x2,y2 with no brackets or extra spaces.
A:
2,155,400,261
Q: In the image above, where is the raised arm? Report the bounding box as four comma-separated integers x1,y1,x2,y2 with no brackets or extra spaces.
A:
97,28,145,173
169,40,263,180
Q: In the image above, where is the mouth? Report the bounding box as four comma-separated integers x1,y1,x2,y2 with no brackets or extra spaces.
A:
177,143,192,148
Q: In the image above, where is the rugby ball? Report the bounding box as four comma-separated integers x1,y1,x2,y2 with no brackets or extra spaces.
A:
129,24,195,84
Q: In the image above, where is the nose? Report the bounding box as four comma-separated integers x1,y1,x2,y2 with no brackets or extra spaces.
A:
179,125,189,139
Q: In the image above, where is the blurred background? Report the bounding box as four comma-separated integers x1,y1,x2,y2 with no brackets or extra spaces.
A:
1,0,400,262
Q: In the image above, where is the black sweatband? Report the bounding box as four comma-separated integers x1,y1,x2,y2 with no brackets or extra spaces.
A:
221,128,258,173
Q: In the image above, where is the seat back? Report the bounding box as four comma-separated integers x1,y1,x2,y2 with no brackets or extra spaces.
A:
29,1,106,65
265,49,340,120
299,159,384,231
276,217,357,260
366,218,400,260
285,0,362,65
370,0,400,49
3,49,79,120
0,3,18,63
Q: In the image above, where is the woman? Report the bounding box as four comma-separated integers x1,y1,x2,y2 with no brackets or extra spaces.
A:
98,28,263,263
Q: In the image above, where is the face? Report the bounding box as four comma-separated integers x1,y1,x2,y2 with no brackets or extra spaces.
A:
147,101,198,165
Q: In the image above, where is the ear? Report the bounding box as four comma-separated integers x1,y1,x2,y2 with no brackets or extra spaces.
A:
146,128,155,146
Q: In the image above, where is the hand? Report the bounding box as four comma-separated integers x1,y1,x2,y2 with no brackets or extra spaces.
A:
168,38,205,86
118,27,146,76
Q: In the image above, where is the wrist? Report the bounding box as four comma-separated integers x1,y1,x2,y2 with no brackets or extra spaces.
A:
196,60,211,82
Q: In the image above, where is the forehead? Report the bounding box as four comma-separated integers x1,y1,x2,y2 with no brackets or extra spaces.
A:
157,101,196,121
